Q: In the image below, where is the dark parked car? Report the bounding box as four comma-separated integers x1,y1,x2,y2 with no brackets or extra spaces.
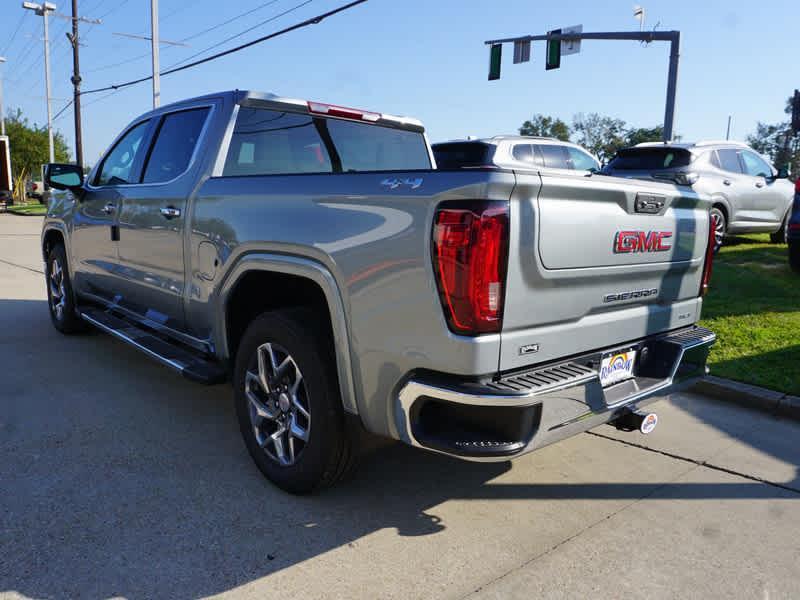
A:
788,178,800,273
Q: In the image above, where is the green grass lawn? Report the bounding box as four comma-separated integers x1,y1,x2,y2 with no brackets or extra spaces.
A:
5,202,47,216
700,234,800,396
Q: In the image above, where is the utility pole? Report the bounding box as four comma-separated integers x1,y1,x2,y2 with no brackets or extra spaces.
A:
725,115,732,141
150,0,160,108
0,57,6,136
69,0,83,166
23,1,57,163
484,30,682,142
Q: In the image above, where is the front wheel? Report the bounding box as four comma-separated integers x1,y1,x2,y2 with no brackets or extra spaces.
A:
710,207,726,253
233,309,357,494
46,244,86,334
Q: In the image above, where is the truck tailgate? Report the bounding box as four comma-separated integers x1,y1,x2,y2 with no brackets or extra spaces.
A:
500,171,711,372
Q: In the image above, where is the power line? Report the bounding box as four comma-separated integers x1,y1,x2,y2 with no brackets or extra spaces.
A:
2,12,29,57
86,0,289,74
163,0,311,71
80,0,368,97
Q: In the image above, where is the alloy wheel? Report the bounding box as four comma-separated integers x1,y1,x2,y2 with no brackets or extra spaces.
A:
711,211,725,252
49,257,66,321
245,342,311,466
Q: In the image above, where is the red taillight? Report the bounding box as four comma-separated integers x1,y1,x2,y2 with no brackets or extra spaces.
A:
432,201,509,335
795,178,800,194
700,212,716,296
308,101,381,122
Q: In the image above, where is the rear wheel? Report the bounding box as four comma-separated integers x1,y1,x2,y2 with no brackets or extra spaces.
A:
233,309,357,493
45,244,86,334
770,212,789,244
710,207,726,253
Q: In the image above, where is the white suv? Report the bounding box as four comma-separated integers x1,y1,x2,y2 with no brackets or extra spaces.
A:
603,141,794,250
432,136,600,174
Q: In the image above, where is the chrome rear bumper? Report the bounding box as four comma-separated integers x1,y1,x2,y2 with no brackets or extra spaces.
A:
395,326,716,461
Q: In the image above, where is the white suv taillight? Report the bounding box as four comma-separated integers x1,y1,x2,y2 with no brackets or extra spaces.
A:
432,201,509,335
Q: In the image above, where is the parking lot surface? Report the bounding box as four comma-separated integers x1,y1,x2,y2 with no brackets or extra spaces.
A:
1,214,798,600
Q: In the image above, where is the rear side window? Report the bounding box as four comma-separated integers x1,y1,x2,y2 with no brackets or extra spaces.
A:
512,144,533,162
142,107,209,184
224,107,430,176
432,142,493,169
537,144,569,169
716,149,742,174
607,148,692,170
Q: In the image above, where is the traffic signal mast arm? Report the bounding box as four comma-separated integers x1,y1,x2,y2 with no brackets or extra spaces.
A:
484,30,681,143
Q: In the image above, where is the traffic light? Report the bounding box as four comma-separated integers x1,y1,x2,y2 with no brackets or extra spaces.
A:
488,44,502,80
546,29,561,70
792,89,800,135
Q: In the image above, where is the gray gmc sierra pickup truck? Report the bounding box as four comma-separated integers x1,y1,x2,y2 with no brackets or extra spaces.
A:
41,90,716,493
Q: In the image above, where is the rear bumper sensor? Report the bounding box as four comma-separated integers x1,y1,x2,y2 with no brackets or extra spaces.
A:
80,308,228,385
395,325,715,461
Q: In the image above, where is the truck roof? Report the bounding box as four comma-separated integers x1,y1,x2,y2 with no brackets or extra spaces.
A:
148,90,425,132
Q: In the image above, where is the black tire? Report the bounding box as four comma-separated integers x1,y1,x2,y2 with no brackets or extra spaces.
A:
770,212,789,244
789,241,800,274
710,206,726,254
233,309,357,494
45,244,86,334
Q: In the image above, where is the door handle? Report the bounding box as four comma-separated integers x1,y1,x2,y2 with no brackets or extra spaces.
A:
723,179,731,186
101,202,116,215
756,181,764,188
160,206,181,219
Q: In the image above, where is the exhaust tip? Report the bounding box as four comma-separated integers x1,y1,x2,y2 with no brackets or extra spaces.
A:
612,409,658,434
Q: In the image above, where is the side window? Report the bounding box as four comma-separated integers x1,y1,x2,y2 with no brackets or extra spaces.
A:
94,120,149,186
565,146,599,171
537,144,569,169
223,108,333,176
142,107,210,184
512,144,534,163
716,149,742,174
740,151,772,178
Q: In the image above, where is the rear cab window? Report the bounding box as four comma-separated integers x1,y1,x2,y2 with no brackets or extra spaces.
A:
223,107,431,176
606,147,692,170
536,144,570,169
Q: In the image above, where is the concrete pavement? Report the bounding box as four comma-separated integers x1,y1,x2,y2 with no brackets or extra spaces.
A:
1,214,798,600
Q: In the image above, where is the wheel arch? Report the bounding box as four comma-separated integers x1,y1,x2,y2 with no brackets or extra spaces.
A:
217,253,359,415
709,198,730,225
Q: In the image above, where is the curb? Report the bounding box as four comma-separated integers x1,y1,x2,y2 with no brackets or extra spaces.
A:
692,375,800,421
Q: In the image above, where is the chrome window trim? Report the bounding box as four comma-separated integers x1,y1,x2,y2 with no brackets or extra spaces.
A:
87,102,217,191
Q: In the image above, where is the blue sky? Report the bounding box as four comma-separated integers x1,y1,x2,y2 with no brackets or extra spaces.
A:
1,0,798,164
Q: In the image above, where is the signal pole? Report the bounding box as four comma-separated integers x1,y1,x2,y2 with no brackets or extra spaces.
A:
0,57,6,136
23,1,57,163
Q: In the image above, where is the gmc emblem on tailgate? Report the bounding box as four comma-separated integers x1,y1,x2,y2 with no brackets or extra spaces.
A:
614,230,673,253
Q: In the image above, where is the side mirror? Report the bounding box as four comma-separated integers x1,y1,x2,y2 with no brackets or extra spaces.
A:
44,163,84,191
776,165,790,179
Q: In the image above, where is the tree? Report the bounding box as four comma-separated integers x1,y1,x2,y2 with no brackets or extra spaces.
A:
746,97,800,176
518,114,570,141
5,108,71,181
625,125,664,147
571,113,628,162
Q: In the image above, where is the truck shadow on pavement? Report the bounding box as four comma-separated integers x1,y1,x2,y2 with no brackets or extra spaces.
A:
1,299,798,599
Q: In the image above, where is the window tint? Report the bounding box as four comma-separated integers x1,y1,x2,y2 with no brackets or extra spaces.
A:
537,144,569,169
566,146,599,171
223,107,431,176
224,109,332,176
142,108,209,184
325,118,431,172
740,151,772,178
716,149,743,174
606,147,692,170
432,142,492,169
512,144,533,162
95,120,149,186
